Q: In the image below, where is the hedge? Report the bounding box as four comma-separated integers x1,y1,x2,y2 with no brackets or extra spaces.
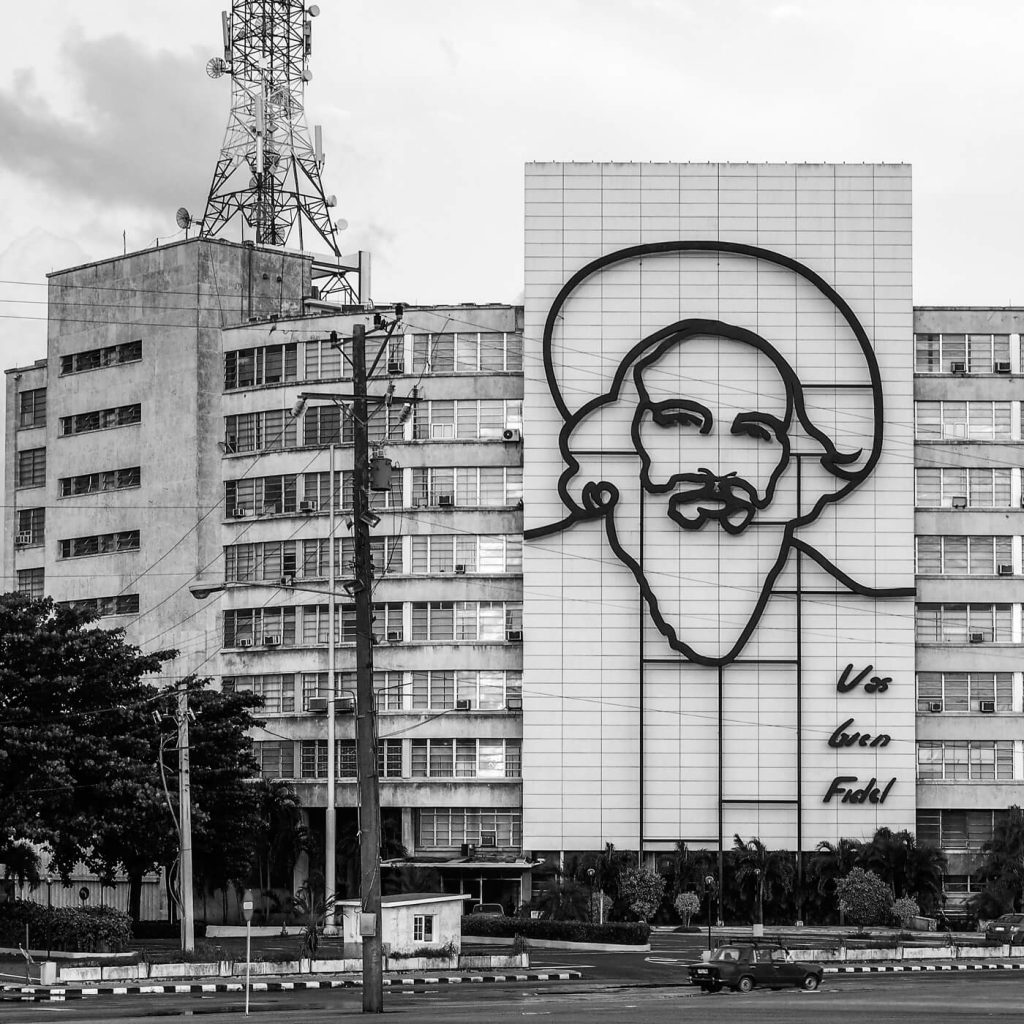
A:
462,915,649,945
132,920,207,940
0,899,132,952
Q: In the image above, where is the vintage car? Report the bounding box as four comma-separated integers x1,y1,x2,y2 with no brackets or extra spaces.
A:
985,913,1024,944
688,942,823,993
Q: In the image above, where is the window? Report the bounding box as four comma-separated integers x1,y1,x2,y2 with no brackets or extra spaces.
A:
915,536,1012,575
254,741,295,779
225,541,299,582
917,741,1013,781
375,671,405,712
417,808,522,849
18,388,46,429
224,410,297,453
915,334,1010,374
303,336,351,379
16,448,46,489
59,530,139,559
413,400,522,440
59,466,141,497
914,467,1012,508
411,738,520,778
224,343,298,389
413,915,434,943
59,403,141,436
917,672,1012,713
412,332,522,374
412,672,456,710
457,670,521,710
916,809,1004,851
914,401,1014,440
226,475,300,514
411,467,522,507
15,508,44,547
222,674,296,713
299,740,357,778
914,604,1011,643
59,594,140,617
409,535,521,574
222,607,297,647
60,339,142,375
378,740,403,777
16,568,44,599
411,601,522,641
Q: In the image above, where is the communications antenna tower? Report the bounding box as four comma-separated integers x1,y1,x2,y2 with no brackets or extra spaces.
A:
201,2,359,301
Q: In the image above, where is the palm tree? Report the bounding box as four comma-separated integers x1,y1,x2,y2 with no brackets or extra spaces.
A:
732,835,794,928
252,780,308,922
860,828,946,911
971,806,1024,915
809,838,863,925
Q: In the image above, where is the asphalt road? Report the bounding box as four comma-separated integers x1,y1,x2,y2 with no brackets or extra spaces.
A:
4,972,1024,1023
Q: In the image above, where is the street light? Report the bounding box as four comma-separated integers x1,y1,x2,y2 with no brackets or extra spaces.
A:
44,874,52,958
586,868,596,924
704,875,715,953
242,888,254,1016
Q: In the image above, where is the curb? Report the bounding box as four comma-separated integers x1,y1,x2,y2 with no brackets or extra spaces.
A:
826,962,1024,975
0,971,581,1002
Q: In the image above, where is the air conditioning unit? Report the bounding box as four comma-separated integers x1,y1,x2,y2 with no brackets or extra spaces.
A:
479,831,497,848
437,494,454,507
998,564,1014,576
455,698,472,710
14,532,32,546
387,359,403,374
980,700,996,713
233,507,248,518
995,360,1012,373
502,427,522,443
299,499,318,513
307,696,328,713
335,695,355,713
262,504,280,515
506,695,523,712
950,496,968,509
969,632,985,644
506,629,523,642
280,575,295,587
928,701,943,713
236,637,253,648
454,563,467,574
385,630,403,642
950,360,967,373
263,634,281,647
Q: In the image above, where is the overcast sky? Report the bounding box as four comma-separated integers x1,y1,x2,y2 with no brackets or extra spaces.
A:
0,0,1022,372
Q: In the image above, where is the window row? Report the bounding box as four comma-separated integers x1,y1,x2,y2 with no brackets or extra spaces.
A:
222,601,523,647
914,333,1011,374
223,332,523,391
60,466,141,497
412,400,522,440
916,672,1013,713
16,568,44,599
915,467,1012,508
253,738,521,781
224,409,297,453
59,530,140,559
916,809,1006,851
914,604,1011,643
18,388,46,429
410,467,523,507
915,536,1013,576
224,536,404,582
16,448,46,489
917,740,1013,781
914,402,1014,441
59,403,140,436
409,535,522,574
60,339,142,376
58,594,140,617
15,508,44,547
418,807,521,849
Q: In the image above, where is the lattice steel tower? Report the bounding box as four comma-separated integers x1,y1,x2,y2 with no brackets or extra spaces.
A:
201,2,343,261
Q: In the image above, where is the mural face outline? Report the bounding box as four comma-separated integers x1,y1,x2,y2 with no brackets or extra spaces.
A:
525,241,914,667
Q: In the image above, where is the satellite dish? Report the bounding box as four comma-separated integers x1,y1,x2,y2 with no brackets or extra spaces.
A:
302,69,313,82
325,194,337,208
176,207,193,231
206,57,227,79
335,218,349,232
308,5,320,16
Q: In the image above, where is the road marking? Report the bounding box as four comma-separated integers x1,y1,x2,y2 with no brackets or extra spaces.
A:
645,957,692,964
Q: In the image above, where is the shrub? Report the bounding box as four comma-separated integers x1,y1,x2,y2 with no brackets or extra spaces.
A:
893,896,921,928
835,868,893,929
619,868,666,922
462,915,649,945
132,920,208,940
674,892,700,927
0,900,133,952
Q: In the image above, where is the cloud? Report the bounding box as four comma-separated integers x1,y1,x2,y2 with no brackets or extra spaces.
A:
0,34,224,218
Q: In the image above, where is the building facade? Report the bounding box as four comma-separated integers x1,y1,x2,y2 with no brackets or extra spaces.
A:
5,167,1024,918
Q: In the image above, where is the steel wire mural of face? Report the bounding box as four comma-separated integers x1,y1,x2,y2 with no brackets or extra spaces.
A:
526,241,909,666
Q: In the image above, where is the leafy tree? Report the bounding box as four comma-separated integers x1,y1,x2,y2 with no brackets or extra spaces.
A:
251,780,308,920
731,835,794,927
809,838,863,925
835,867,893,929
860,828,945,913
619,867,666,922
893,895,920,927
535,876,590,921
970,806,1024,917
674,891,700,927
382,864,442,896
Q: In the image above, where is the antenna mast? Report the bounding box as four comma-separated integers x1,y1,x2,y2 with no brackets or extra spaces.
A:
201,2,357,301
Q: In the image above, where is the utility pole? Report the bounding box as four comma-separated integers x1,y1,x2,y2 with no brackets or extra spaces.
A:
177,687,195,954
352,322,383,1013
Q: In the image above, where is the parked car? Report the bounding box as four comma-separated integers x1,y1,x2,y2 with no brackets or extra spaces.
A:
469,903,506,916
689,942,823,993
985,913,1024,944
